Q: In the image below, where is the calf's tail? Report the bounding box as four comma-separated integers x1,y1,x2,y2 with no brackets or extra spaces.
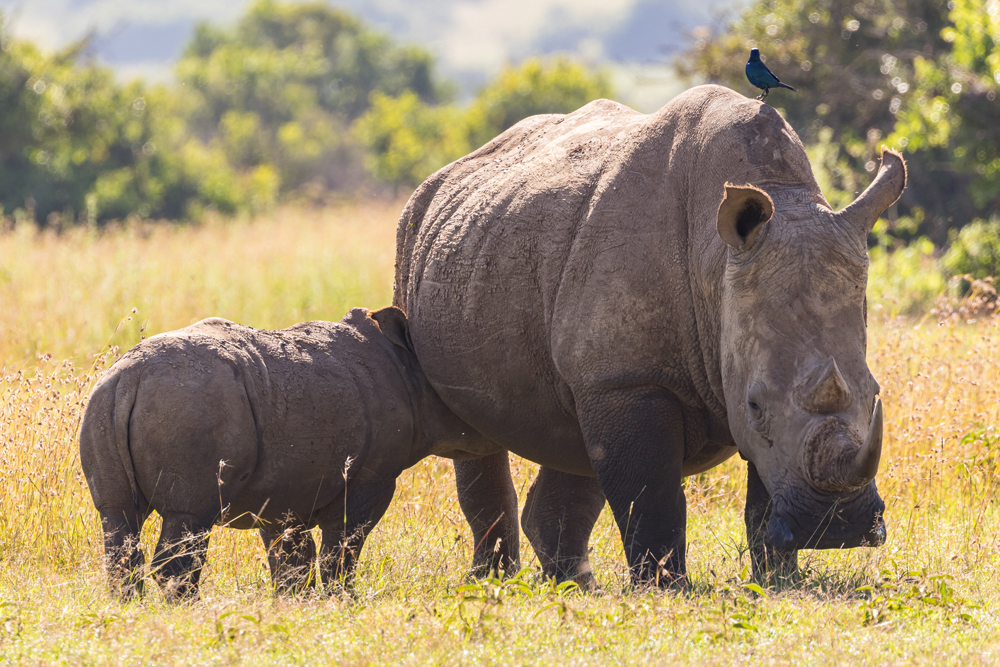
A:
80,369,143,515
112,372,142,512
79,368,146,600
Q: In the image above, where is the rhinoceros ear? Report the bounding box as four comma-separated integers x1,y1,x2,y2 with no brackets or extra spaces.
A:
371,306,415,353
717,183,774,249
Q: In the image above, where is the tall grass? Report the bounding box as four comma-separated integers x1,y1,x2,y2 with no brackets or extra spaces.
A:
0,203,998,663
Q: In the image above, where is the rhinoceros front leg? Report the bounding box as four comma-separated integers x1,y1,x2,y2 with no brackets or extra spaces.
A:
575,386,687,587
454,453,521,578
745,461,798,583
522,467,605,590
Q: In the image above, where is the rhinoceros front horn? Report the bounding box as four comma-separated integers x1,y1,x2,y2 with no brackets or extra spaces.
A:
807,398,884,493
838,147,907,234
852,397,884,487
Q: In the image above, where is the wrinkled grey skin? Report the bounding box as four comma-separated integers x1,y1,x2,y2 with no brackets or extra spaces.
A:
80,307,495,601
394,84,903,586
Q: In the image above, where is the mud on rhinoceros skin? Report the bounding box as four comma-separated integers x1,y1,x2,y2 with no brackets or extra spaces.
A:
393,84,903,586
79,306,503,602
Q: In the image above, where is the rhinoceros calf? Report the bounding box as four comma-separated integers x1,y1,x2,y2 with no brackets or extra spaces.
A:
394,84,902,586
80,307,495,601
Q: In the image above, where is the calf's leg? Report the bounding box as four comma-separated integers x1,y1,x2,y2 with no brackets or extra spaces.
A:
100,507,146,602
259,524,317,595
454,452,521,577
521,467,604,590
318,475,396,590
150,513,213,602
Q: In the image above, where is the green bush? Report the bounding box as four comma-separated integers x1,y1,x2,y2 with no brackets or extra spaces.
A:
353,57,614,189
942,218,1000,280
465,57,613,147
0,39,182,224
353,91,474,189
867,235,947,316
177,0,443,197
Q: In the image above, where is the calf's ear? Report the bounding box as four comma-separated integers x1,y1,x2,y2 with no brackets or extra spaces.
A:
717,183,774,249
371,306,414,354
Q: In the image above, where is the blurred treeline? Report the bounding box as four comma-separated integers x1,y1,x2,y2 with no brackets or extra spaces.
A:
1,0,998,299
0,0,610,227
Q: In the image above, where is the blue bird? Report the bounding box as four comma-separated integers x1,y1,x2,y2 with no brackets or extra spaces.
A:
745,48,796,101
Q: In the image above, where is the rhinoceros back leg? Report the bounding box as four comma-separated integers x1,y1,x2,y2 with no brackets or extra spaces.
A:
455,452,521,578
317,473,396,591
259,524,317,595
522,467,605,590
575,386,687,587
150,513,213,602
745,461,798,583
100,508,147,602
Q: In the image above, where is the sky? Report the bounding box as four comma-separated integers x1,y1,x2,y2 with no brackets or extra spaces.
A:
0,0,741,111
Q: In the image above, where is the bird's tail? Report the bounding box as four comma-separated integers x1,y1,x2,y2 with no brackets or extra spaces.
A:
776,82,797,92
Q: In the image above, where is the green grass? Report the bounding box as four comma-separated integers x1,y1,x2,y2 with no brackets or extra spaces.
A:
1,203,999,664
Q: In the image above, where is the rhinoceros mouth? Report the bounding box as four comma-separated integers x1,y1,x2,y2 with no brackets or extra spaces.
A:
766,485,886,551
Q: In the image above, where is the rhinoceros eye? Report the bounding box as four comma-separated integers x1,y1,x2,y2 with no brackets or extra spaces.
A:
746,381,767,432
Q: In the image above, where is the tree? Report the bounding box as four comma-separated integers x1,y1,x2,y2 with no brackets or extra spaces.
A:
466,57,614,147
354,57,614,189
176,0,444,196
353,91,472,189
0,32,214,224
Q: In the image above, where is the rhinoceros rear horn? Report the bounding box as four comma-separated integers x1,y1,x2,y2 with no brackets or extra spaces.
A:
717,184,774,249
838,147,907,235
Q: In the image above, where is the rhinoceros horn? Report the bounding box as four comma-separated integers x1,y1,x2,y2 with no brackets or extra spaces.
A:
807,398,883,492
853,398,884,486
796,357,852,414
838,147,907,234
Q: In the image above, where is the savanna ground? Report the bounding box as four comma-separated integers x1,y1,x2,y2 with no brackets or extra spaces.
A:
1,202,999,665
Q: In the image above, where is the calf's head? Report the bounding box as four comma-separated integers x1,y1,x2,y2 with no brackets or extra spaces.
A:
717,147,905,551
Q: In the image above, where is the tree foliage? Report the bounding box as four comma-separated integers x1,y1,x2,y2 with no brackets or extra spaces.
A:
353,57,613,188
0,39,176,224
177,0,443,197
465,57,614,147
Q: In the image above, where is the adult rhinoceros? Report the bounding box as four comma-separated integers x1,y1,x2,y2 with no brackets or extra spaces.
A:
393,84,902,585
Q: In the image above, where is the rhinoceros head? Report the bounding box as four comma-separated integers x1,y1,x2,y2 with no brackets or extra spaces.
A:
716,147,905,551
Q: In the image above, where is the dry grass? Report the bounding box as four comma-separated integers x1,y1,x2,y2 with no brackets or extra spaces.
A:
1,203,999,664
